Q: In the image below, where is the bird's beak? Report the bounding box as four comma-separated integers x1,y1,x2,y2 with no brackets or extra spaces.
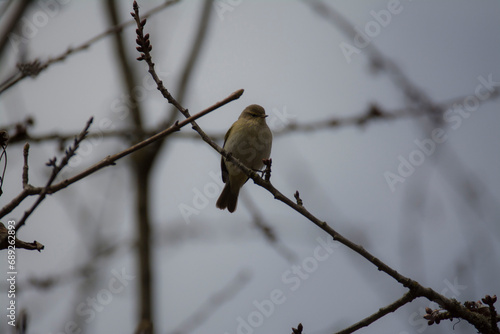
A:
261,115,268,118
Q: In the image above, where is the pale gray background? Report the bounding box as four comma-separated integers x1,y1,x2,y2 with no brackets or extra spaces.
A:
1,1,499,333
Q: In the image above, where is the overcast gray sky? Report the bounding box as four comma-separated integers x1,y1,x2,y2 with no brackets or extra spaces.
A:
1,1,499,333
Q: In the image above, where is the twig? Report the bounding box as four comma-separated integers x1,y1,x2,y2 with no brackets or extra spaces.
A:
15,118,94,231
105,0,144,135
335,291,417,334
132,2,236,156
482,296,499,333
294,191,303,206
22,143,29,187
423,296,500,331
0,222,44,251
132,4,185,114
0,133,7,196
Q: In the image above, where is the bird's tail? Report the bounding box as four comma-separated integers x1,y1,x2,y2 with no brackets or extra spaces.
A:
216,183,239,212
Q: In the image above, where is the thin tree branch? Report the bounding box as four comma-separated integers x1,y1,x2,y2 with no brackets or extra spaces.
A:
0,136,7,196
0,90,243,220
0,222,44,251
335,291,417,334
105,0,144,135
21,143,29,188
15,118,93,231
132,3,217,151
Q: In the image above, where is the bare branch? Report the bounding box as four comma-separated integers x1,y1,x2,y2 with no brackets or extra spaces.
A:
424,297,500,331
22,142,29,188
0,90,242,220
0,132,7,196
15,117,94,231
132,1,240,155
335,291,417,334
0,222,44,251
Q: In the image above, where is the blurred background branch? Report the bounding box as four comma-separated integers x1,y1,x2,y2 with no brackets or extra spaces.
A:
0,0,180,95
0,0,34,58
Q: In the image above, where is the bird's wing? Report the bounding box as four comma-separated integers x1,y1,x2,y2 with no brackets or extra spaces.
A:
220,124,233,183
221,156,228,183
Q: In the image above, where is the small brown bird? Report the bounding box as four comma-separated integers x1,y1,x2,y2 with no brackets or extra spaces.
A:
216,104,273,212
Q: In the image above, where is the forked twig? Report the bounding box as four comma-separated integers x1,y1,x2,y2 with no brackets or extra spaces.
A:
15,118,94,231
